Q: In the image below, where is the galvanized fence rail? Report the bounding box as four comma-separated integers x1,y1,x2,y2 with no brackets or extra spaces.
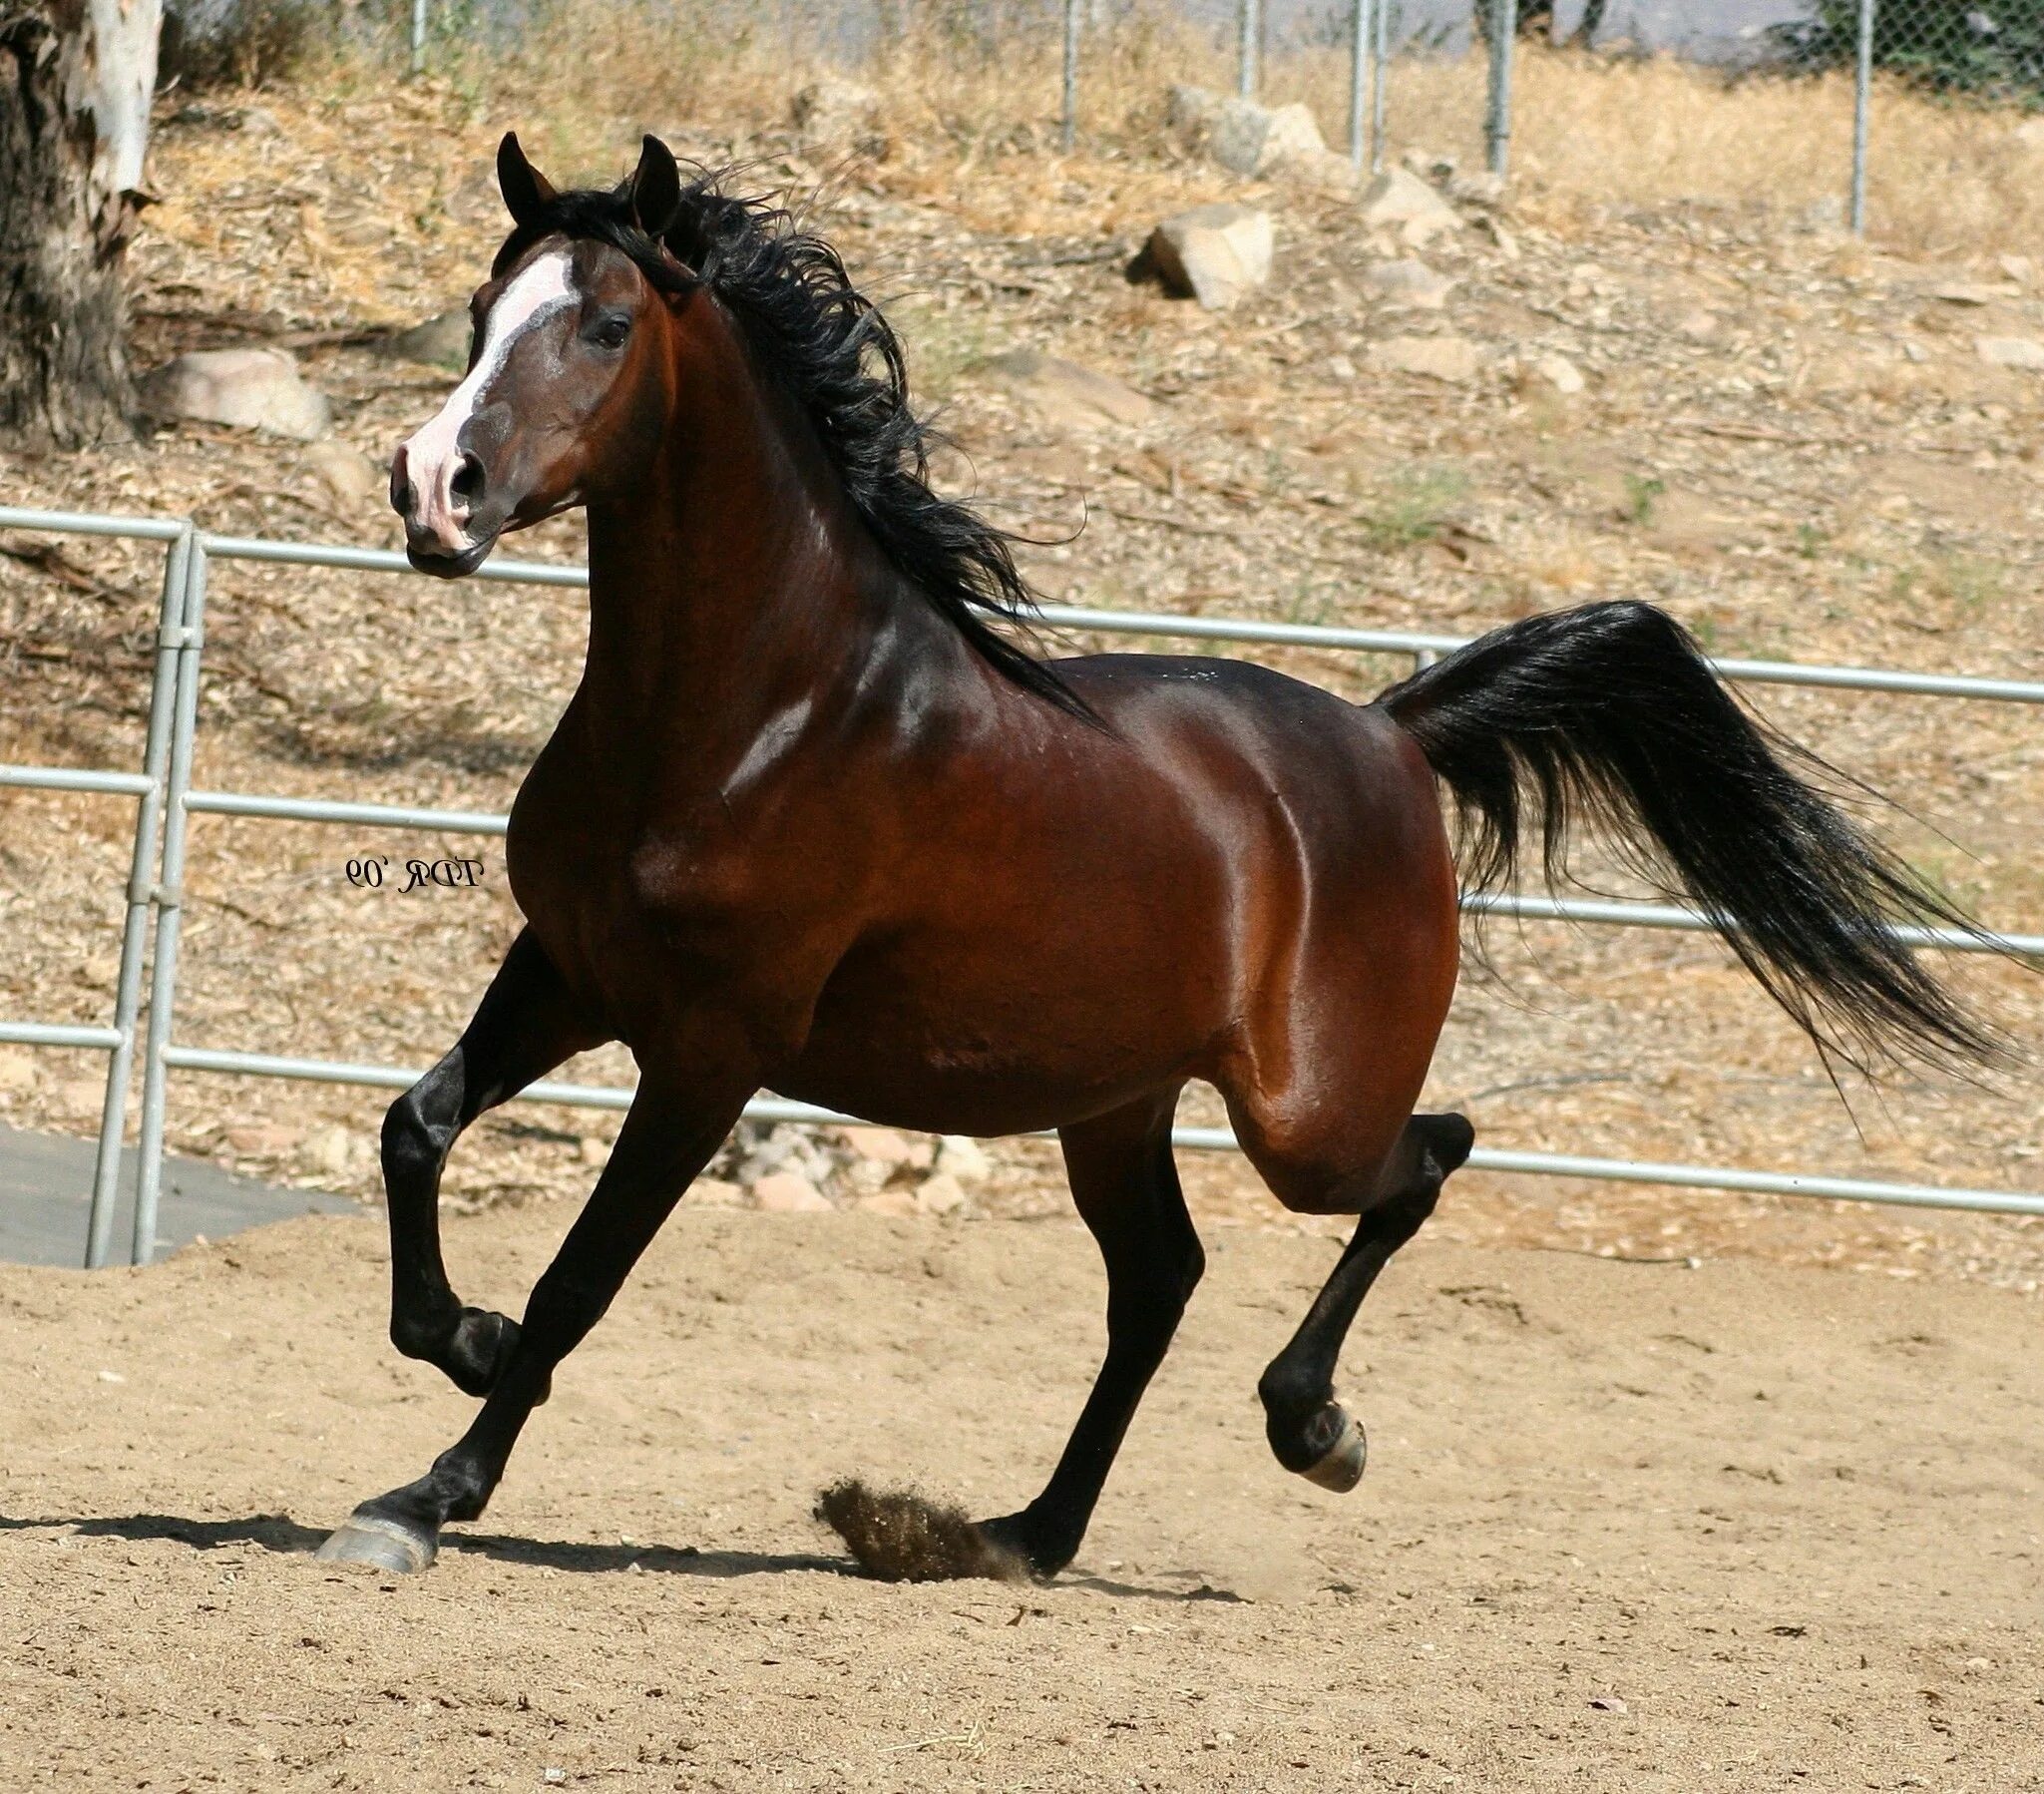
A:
2,502,2041,1267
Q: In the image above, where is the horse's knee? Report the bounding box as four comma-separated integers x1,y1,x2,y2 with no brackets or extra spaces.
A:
381,1090,446,1187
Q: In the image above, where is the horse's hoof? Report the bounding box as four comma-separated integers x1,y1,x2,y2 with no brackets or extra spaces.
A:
1297,1408,1368,1493
314,1509,437,1574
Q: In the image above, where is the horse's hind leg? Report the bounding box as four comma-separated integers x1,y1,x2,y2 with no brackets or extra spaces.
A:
1254,1113,1473,1491
383,928,607,1396
976,1090,1202,1579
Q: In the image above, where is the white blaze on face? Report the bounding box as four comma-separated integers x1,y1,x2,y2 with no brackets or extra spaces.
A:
402,249,579,552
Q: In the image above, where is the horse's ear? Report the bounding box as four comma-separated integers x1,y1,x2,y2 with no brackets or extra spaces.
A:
497,132,557,228
627,135,682,239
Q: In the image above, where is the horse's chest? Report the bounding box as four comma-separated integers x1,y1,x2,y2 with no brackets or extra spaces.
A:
508,763,798,998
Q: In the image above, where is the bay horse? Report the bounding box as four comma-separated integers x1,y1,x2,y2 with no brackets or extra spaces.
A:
319,134,1997,1580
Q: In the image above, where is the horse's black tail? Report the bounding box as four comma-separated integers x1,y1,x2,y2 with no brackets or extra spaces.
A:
1380,599,2006,1075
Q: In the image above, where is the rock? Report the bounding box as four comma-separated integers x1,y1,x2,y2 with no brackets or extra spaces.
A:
578,1134,612,1168
1673,308,1722,343
915,1171,967,1216
841,1124,916,1165
1474,216,1518,258
1932,282,1996,306
1798,195,1845,233
1528,352,1585,395
301,440,383,511
1357,167,1461,245
1999,253,2036,288
1976,336,2044,369
690,1177,745,1208
1211,99,1326,178
854,1187,921,1218
2015,116,2044,150
1363,257,1453,309
935,1134,992,1183
377,309,471,371
298,1124,352,1179
1401,148,1458,182
222,1122,295,1156
139,348,330,441
752,1169,832,1213
0,1048,37,1093
978,347,1158,428
1329,352,1357,380
1447,170,1507,209
1166,86,1327,180
790,74,884,149
1367,334,1481,383
1146,204,1274,311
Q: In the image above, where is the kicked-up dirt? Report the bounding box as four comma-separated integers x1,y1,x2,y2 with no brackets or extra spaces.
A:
1,1202,2038,1790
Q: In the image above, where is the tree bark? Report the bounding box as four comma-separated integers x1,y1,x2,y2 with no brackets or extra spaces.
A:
0,0,160,447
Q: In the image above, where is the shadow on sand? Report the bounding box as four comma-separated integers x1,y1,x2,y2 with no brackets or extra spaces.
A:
0,1510,1250,1599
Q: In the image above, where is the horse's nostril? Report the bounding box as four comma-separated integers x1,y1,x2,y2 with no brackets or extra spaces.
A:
450,452,486,511
388,446,412,518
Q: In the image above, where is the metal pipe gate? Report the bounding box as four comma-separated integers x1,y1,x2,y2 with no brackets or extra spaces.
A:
3,502,2041,1265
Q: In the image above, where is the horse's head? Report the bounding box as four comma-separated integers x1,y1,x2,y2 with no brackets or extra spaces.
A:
391,134,690,577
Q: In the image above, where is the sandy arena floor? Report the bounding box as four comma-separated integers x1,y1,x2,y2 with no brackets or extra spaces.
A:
2,1202,2038,1791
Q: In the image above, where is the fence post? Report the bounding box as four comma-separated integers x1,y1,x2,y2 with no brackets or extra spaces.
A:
1062,0,1080,151
409,0,427,77
1485,0,1516,177
1349,0,1376,166
131,539,206,1267
1850,0,1875,233
1371,0,1389,171
82,527,193,1268
1238,0,1260,99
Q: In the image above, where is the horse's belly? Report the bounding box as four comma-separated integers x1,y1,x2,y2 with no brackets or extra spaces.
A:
778,944,1222,1137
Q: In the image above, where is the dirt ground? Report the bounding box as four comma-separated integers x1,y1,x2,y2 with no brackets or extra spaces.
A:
1,1201,2039,1791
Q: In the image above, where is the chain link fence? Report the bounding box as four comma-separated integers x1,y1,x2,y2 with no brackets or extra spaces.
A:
156,0,2044,245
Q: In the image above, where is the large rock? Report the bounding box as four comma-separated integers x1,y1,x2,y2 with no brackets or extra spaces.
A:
1367,334,1481,382
1363,257,1453,309
139,348,330,440
1358,167,1462,245
1147,204,1274,311
377,308,471,371
791,74,884,149
1166,85,1331,181
300,439,383,510
1975,335,2044,370
752,1169,832,1213
1527,352,1585,395
978,347,1158,428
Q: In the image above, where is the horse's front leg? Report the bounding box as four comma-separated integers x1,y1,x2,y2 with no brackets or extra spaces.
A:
319,1069,753,1574
383,928,607,1396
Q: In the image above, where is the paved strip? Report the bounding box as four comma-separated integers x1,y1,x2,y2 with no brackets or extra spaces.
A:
0,1123,357,1268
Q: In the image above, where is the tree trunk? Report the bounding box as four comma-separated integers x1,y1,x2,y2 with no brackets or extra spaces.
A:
0,0,161,447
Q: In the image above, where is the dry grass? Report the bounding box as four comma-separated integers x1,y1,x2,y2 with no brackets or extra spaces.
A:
280,3,2044,262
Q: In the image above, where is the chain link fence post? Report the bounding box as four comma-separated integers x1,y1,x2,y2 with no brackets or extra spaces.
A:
1371,0,1390,171
1238,0,1261,98
1062,0,1080,151
1349,0,1376,166
1486,0,1517,177
1850,0,1876,231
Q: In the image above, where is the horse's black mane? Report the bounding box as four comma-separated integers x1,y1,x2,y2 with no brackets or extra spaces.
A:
494,171,1085,717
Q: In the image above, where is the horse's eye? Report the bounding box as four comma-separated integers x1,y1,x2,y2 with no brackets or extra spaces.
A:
591,315,631,351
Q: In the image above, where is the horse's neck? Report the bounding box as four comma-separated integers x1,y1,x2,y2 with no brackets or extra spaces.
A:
579,310,923,760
